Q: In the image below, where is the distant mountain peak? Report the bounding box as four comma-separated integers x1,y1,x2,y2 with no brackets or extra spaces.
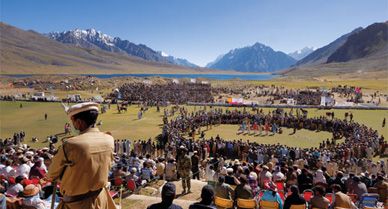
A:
288,47,315,60
207,42,296,72
159,51,169,57
47,28,198,68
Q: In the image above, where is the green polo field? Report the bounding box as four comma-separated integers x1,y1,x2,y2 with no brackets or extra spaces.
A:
0,101,387,149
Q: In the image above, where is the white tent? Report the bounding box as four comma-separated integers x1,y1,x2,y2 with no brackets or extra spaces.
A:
320,96,334,106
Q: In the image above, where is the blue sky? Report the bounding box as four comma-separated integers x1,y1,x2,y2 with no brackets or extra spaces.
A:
1,0,387,66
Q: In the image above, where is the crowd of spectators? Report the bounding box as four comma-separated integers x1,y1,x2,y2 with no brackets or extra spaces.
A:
113,82,214,105
1,105,387,208
107,107,388,208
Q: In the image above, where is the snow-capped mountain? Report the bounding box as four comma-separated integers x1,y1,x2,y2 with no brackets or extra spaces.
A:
288,47,315,60
207,42,296,72
47,29,198,68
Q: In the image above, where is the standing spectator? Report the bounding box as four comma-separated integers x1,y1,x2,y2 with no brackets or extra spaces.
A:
191,151,200,180
147,182,182,209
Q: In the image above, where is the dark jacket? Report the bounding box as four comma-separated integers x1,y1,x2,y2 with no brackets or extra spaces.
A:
189,202,217,209
283,194,306,209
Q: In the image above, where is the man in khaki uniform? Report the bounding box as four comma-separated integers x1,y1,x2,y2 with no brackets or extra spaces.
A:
177,146,192,194
47,102,116,209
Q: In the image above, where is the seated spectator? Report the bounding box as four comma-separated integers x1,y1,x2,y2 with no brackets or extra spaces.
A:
374,175,388,204
248,171,259,194
284,185,306,209
6,176,24,197
156,158,166,179
214,176,234,200
350,176,368,200
22,184,48,209
0,159,14,178
261,182,283,209
225,168,240,186
313,169,326,185
147,182,182,209
234,175,253,201
126,167,140,185
0,193,5,209
273,167,285,182
331,184,357,209
16,157,31,178
141,162,154,182
189,185,217,209
29,159,46,179
310,186,330,209
165,159,177,181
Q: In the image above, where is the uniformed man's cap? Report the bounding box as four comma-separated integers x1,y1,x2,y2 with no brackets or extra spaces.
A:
67,102,99,118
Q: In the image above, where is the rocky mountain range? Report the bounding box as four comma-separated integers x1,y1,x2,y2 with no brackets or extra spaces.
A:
284,21,388,78
294,27,363,66
0,22,213,74
327,21,388,63
47,29,198,68
207,42,296,72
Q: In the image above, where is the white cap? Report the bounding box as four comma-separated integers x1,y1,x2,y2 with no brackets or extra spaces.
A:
67,102,99,118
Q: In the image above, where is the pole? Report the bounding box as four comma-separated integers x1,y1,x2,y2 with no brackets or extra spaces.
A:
51,180,57,209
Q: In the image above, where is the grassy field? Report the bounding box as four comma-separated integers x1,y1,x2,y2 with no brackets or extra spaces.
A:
0,101,387,149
